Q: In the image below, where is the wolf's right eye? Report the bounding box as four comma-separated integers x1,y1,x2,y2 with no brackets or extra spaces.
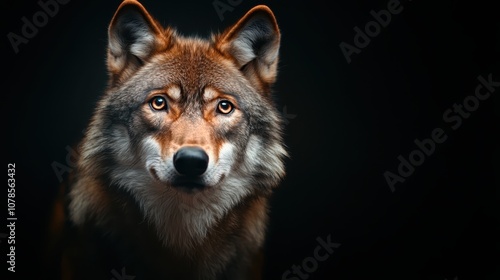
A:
217,100,234,114
150,96,167,111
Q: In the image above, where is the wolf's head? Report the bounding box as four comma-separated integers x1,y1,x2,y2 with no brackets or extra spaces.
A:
71,0,286,249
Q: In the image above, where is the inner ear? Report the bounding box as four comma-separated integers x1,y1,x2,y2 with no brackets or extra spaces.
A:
107,0,170,85
218,6,280,68
109,4,160,60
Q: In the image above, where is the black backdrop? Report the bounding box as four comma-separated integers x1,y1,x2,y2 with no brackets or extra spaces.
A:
2,0,499,279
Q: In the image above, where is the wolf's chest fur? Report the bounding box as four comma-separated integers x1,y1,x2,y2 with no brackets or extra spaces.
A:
65,184,268,279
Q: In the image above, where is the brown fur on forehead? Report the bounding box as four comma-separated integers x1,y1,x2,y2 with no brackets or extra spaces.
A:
148,36,262,100
155,37,227,96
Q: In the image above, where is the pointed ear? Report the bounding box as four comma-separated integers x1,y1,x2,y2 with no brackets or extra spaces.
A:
216,5,281,92
107,0,170,85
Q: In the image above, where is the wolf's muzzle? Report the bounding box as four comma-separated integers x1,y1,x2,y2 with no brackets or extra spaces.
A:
173,147,209,177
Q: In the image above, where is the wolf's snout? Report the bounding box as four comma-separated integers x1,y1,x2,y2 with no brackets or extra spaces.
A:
173,147,209,177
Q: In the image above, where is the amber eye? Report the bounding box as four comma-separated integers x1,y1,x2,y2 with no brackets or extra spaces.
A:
150,96,167,111
217,100,234,114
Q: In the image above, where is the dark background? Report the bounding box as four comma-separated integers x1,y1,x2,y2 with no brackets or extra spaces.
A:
2,0,499,279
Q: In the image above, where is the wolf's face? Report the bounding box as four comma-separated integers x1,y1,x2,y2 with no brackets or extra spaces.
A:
73,0,286,249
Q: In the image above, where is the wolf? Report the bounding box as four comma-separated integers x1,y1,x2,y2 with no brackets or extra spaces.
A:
53,0,287,279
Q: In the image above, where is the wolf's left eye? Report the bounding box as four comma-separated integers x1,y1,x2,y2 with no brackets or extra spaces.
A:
217,100,234,114
150,96,167,111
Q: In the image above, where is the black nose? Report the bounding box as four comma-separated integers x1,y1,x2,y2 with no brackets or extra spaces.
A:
173,147,209,177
